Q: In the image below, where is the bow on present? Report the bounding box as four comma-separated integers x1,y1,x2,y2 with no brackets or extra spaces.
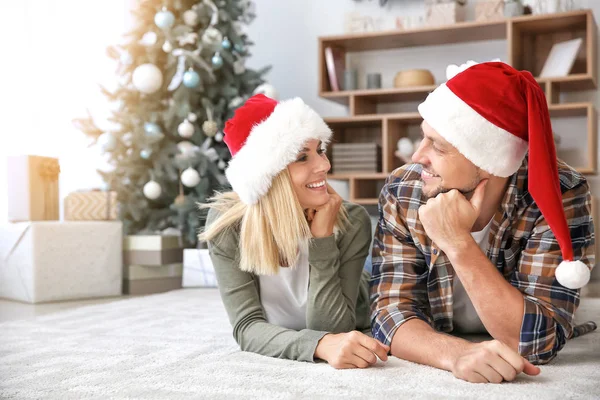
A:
38,159,60,181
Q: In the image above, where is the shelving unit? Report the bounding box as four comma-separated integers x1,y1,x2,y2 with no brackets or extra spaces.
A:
319,9,598,206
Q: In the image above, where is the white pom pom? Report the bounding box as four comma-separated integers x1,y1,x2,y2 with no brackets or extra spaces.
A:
555,260,590,289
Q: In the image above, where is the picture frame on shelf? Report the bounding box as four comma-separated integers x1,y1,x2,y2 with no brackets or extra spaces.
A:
539,38,583,78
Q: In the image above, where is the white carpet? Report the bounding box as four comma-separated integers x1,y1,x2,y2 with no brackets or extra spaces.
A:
1,289,599,400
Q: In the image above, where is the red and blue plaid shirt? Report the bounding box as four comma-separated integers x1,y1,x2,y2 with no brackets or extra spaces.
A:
370,156,596,364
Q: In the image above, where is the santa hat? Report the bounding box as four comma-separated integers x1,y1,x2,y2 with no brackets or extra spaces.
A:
223,94,332,205
417,61,591,289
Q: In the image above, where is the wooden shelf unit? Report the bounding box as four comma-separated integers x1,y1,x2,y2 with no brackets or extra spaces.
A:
319,10,598,206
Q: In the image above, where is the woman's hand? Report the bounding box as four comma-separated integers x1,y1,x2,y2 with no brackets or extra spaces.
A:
306,184,343,238
314,331,390,369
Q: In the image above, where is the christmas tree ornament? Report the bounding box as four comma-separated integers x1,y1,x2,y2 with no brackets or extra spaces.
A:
233,58,246,75
120,52,133,65
187,112,198,122
211,52,224,69
221,37,232,50
126,148,134,157
396,137,414,158
202,27,223,48
253,83,278,100
132,63,163,94
229,96,244,108
97,132,117,152
144,122,161,135
181,167,201,187
214,132,223,142
140,149,152,159
234,43,245,53
177,140,198,157
203,120,218,137
177,32,198,46
218,159,227,170
162,41,173,53
143,180,162,199
183,69,200,88
154,8,175,30
140,31,158,46
178,119,195,138
183,9,198,26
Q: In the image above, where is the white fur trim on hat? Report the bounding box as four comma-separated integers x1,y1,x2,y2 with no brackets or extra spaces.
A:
555,260,591,289
225,97,332,205
417,83,528,177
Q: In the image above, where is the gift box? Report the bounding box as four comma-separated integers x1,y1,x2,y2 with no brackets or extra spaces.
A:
122,234,185,295
122,263,183,295
7,155,60,222
123,235,184,266
182,249,217,288
425,0,466,27
0,221,122,303
64,190,118,221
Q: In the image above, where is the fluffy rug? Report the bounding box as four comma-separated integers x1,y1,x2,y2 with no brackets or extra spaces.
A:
1,289,599,399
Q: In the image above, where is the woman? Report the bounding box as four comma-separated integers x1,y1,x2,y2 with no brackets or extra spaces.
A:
199,94,389,369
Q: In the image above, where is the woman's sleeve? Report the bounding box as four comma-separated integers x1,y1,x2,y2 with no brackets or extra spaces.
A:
207,209,328,362
305,204,372,333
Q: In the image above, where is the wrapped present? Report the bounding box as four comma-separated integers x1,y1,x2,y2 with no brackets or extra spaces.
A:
123,234,185,295
182,249,217,288
123,263,183,295
425,0,466,27
7,155,60,222
123,235,184,266
64,190,118,221
0,221,122,303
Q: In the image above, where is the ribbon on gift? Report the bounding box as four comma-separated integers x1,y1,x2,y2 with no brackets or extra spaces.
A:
38,159,60,221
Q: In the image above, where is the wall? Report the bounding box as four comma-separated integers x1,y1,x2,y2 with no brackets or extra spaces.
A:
245,0,600,189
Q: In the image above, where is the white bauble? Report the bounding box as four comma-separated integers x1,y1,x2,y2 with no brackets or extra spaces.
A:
187,112,198,122
183,9,198,26
228,96,244,108
177,140,197,156
181,167,201,187
218,160,227,170
97,132,117,152
397,137,414,158
132,64,163,94
162,41,173,53
143,180,162,199
202,27,223,48
214,132,224,142
140,31,158,46
253,83,278,100
177,119,195,138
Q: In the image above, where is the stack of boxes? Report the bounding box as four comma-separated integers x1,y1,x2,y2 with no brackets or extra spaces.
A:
123,235,185,295
0,155,122,303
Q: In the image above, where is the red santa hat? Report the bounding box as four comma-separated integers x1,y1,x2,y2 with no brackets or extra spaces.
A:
223,94,332,205
417,61,591,289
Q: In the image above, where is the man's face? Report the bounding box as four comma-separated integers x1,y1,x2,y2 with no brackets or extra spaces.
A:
411,121,483,199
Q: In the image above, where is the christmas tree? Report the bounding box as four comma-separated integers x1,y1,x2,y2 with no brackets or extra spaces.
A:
75,0,272,246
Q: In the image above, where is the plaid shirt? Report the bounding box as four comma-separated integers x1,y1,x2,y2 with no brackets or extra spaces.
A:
370,156,596,364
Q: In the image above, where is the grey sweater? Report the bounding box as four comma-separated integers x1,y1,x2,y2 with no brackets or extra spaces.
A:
206,202,372,362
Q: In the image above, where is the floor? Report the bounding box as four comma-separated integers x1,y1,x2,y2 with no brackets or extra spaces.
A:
1,282,599,323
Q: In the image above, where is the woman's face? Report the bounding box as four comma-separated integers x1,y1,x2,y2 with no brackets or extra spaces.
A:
287,139,331,210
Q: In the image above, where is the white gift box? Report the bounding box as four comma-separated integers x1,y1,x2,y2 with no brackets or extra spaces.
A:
0,221,123,303
182,249,217,288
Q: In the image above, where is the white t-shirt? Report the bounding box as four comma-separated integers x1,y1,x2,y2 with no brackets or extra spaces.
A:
452,218,494,333
258,246,309,330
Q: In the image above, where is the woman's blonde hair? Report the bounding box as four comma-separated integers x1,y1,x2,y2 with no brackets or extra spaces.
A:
199,169,348,275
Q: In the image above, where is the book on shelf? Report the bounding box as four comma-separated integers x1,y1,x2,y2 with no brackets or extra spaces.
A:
325,46,345,92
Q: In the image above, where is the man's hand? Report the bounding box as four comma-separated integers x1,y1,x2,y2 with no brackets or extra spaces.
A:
306,184,343,238
418,179,488,254
451,340,541,383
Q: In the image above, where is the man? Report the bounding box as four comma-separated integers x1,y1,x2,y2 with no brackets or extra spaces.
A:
370,61,596,383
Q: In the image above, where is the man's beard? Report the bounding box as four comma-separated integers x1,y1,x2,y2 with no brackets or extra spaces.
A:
424,168,481,199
